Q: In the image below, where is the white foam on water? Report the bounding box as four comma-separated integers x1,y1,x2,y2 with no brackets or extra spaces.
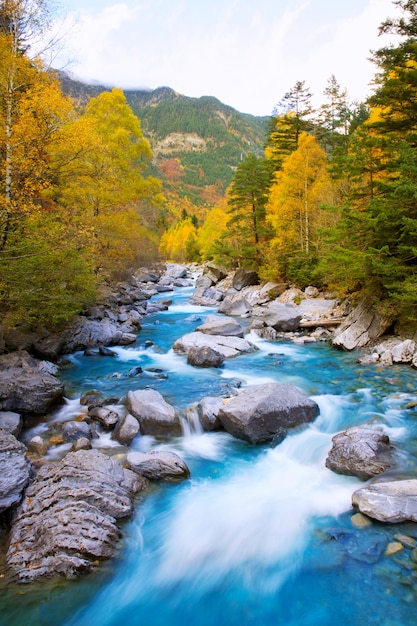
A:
159,303,216,314
220,367,276,386
313,394,354,433
153,425,357,590
50,397,88,423
110,346,148,362
159,431,234,462
245,330,307,357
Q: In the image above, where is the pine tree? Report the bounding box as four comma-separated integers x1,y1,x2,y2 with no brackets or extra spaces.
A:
217,154,272,268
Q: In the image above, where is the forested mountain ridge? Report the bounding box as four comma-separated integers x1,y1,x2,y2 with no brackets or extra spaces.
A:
58,72,268,205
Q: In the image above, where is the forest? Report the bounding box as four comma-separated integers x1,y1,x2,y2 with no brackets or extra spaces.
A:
1,0,417,330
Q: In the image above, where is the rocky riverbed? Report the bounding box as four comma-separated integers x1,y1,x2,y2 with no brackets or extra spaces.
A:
2,262,417,585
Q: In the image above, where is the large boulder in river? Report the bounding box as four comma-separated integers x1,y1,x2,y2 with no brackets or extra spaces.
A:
259,301,302,332
196,396,223,431
125,389,182,437
6,449,145,582
127,450,190,481
173,331,255,359
112,413,140,445
187,346,225,368
0,429,31,514
0,351,64,414
326,427,395,480
332,297,392,350
196,314,244,338
217,383,320,444
352,479,417,523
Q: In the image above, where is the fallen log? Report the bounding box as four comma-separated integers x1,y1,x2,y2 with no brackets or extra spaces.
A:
299,317,345,328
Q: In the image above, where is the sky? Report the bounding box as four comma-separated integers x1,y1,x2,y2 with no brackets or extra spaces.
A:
49,0,403,117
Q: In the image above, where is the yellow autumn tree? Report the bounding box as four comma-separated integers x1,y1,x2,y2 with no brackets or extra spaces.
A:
197,201,229,260
159,217,198,262
265,132,333,283
57,89,162,276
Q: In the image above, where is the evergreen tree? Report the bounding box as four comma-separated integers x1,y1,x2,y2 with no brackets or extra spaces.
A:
280,80,315,144
216,154,272,268
319,0,417,320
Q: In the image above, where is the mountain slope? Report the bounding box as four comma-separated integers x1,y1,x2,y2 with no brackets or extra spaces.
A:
58,72,268,206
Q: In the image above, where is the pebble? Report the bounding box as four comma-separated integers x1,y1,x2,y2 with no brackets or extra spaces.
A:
385,542,404,557
394,534,417,549
351,512,373,529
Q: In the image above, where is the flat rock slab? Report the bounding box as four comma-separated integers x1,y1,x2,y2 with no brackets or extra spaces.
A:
218,382,320,444
0,351,64,415
125,389,182,437
352,479,417,523
0,429,31,513
326,427,395,480
196,314,244,337
173,331,255,359
6,449,145,582
127,450,190,481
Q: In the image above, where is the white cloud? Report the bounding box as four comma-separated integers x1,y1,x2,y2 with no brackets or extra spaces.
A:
52,0,404,116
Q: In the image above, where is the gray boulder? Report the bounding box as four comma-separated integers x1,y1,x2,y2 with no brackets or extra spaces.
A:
126,450,190,481
332,297,392,350
217,383,320,444
0,411,22,437
112,413,140,445
0,351,64,414
352,479,417,523
197,396,223,431
88,406,120,431
134,268,160,283
164,263,188,279
218,294,252,317
6,449,145,582
125,389,181,437
204,263,228,283
63,318,136,352
187,346,225,368
232,268,259,290
0,429,31,513
191,275,225,305
326,427,394,480
62,420,91,442
173,332,255,360
71,437,92,452
260,301,302,332
196,314,244,337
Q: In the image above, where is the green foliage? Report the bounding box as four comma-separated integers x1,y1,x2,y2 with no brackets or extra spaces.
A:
129,92,268,202
216,154,273,269
0,211,97,328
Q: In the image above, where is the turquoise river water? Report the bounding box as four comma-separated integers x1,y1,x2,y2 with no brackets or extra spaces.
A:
2,282,417,625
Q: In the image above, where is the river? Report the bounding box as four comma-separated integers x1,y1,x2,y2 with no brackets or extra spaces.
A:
2,280,417,625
